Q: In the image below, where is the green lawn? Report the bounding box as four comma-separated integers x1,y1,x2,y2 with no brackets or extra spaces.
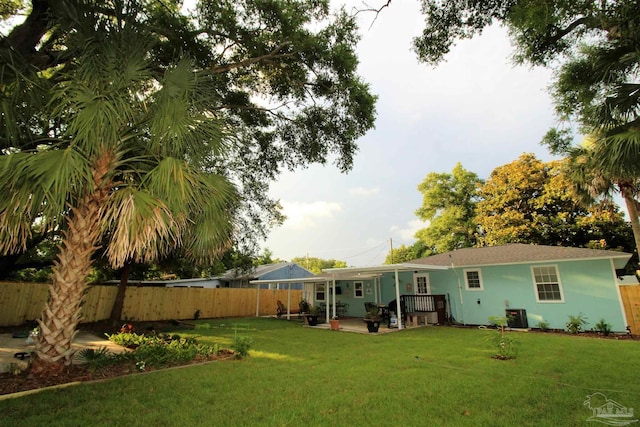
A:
1,318,639,426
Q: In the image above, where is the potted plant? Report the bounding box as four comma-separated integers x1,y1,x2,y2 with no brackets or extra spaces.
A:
299,300,320,326
363,306,381,333
305,305,320,326
330,316,340,331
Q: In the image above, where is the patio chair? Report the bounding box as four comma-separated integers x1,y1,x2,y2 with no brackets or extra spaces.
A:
276,300,287,318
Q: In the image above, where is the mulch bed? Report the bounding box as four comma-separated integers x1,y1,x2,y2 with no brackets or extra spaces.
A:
0,320,235,397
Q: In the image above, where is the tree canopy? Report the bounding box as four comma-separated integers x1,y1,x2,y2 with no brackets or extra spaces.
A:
0,0,376,371
414,163,483,253
475,153,632,250
290,256,346,274
1,0,377,255
398,154,634,263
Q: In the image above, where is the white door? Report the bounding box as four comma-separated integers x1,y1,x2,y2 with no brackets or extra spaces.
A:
413,273,431,312
413,273,431,295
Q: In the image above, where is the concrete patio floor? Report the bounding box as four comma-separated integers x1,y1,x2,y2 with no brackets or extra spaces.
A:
0,331,127,373
300,316,426,334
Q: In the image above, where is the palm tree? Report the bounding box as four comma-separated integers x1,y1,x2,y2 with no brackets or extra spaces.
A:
0,27,238,373
564,138,640,258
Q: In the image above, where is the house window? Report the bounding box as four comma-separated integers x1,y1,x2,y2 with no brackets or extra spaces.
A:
316,284,325,302
354,282,364,298
532,265,564,302
464,269,483,290
414,273,430,294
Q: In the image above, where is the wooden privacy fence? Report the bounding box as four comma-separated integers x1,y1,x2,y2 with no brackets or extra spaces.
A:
0,281,303,326
620,285,640,334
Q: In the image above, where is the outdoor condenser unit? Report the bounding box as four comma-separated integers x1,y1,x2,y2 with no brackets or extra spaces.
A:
505,309,528,329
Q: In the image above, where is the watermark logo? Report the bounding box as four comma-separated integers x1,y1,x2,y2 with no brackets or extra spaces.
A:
584,393,638,426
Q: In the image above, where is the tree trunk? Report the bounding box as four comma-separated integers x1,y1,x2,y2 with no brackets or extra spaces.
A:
31,152,112,374
110,261,132,321
620,183,640,266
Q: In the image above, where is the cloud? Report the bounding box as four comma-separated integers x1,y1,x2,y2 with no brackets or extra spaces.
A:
348,186,380,196
280,200,343,229
390,219,430,243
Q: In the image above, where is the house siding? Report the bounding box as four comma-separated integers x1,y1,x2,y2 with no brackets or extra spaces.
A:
429,259,626,331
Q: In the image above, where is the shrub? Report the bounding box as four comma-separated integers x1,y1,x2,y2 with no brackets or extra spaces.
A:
107,331,221,368
77,347,114,371
537,321,549,331
594,319,612,336
232,335,253,358
566,313,588,334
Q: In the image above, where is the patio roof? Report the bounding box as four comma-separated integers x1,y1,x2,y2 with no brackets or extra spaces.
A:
322,262,448,277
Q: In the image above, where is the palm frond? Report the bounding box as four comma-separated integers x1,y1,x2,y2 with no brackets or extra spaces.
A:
103,187,180,267
146,61,229,160
593,129,640,178
0,148,94,252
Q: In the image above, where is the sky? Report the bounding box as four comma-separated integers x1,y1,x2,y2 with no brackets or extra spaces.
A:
260,1,563,267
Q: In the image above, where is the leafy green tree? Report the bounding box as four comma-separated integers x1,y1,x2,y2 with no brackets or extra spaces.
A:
414,163,483,253
290,256,347,274
384,241,431,264
0,27,238,372
475,153,633,250
412,0,640,254
0,0,375,373
1,0,376,265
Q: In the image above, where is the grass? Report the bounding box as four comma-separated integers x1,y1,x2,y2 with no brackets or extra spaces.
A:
1,318,639,426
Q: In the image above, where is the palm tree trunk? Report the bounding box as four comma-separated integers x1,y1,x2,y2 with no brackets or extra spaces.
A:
620,183,640,264
31,152,112,374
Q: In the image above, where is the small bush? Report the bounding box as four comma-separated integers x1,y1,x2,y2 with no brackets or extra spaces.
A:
594,319,612,336
232,335,253,358
107,331,221,368
566,313,588,334
77,347,114,371
537,321,549,331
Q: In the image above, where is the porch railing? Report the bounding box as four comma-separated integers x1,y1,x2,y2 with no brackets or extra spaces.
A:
400,294,438,313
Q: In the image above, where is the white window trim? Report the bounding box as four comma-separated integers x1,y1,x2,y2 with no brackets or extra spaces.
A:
413,273,431,295
354,281,364,298
531,264,565,303
463,269,484,291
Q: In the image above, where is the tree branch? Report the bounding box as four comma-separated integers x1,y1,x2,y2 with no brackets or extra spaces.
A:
210,42,294,73
353,1,392,30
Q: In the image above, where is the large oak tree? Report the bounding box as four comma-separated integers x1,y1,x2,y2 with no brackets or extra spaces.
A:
0,0,376,373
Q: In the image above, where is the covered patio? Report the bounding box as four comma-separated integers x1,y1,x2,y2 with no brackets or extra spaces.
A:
251,262,448,330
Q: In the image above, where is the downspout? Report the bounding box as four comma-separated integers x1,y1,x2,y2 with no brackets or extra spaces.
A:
394,267,403,329
449,255,465,325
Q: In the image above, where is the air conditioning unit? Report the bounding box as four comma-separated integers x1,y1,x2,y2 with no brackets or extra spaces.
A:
505,309,528,329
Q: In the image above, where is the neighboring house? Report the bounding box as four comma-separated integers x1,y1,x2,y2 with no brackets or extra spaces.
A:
220,262,316,289
102,277,221,288
322,244,632,332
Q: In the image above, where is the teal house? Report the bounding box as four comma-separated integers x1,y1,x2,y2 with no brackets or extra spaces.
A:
412,244,632,332
320,244,632,332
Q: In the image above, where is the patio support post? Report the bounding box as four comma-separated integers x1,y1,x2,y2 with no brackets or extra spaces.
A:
394,267,403,329
287,282,292,320
331,278,337,319
255,284,261,317
374,277,378,304
326,280,332,320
